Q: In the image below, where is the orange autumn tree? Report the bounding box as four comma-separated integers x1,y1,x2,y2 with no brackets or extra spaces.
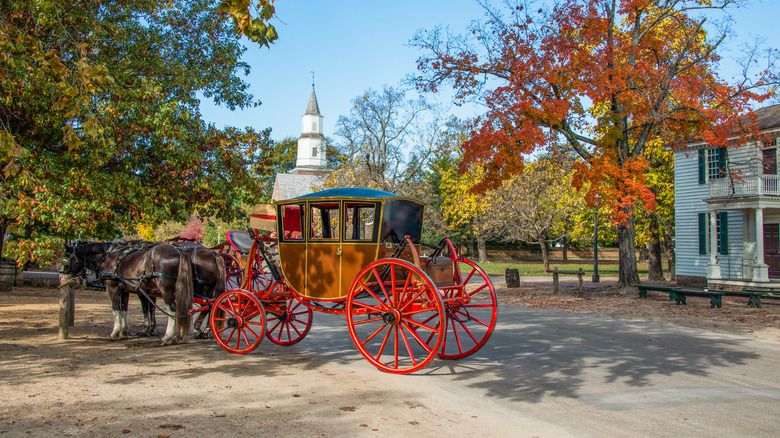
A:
413,0,778,287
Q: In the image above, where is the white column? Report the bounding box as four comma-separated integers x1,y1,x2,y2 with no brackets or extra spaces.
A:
743,211,753,279
707,210,721,279
753,208,769,282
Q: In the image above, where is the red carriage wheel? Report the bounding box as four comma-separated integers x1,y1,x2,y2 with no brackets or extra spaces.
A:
265,295,313,346
346,258,444,374
209,289,266,354
219,253,243,290
432,258,498,359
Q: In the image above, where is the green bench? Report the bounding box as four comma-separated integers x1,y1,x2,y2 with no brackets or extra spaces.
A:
743,289,780,306
707,289,764,308
636,284,681,299
672,289,724,308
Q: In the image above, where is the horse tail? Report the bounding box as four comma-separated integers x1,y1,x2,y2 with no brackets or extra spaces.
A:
175,249,194,341
214,251,226,298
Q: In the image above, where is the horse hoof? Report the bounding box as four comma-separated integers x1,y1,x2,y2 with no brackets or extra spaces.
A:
194,332,209,340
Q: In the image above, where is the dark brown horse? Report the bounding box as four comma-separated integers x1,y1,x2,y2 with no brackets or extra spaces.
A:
174,243,226,337
63,242,194,344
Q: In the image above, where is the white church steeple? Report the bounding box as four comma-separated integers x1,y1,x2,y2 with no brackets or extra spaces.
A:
295,85,327,169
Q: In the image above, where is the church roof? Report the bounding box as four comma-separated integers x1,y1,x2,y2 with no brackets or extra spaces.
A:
271,172,328,202
305,88,321,116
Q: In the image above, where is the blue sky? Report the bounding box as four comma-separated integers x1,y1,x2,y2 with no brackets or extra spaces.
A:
199,0,780,142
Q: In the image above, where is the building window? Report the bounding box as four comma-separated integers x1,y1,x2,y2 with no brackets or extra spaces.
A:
698,147,727,183
312,146,318,157
698,211,728,255
763,148,777,175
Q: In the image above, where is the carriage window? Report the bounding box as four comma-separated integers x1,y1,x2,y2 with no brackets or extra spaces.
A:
310,203,340,240
380,200,424,243
345,203,378,241
280,204,305,241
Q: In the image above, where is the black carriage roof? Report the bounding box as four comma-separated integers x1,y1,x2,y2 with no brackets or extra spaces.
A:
288,187,413,201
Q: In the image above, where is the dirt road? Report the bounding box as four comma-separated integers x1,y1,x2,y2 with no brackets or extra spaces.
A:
1,284,779,437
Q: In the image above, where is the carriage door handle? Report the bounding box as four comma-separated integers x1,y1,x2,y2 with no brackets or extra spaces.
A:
337,247,342,256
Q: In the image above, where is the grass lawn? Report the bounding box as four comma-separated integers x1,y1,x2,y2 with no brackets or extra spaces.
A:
472,261,652,277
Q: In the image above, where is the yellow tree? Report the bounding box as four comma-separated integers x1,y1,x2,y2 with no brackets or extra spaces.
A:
495,156,587,271
440,165,501,263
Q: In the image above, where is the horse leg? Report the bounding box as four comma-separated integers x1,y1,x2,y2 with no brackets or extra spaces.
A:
193,311,208,339
161,302,178,345
108,285,129,340
138,296,157,337
119,290,130,338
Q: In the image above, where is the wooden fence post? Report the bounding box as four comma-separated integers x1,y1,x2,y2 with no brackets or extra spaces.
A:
577,268,584,296
59,274,81,339
552,267,559,295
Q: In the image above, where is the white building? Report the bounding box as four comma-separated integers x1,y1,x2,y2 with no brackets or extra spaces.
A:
271,87,331,202
674,104,780,288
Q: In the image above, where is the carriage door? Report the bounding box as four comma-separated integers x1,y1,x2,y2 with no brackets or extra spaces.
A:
278,204,306,295
306,202,342,299
341,202,380,295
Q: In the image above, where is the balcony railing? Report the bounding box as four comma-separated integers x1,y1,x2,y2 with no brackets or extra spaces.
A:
709,174,780,198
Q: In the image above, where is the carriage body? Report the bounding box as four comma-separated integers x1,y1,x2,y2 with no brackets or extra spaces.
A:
274,187,425,301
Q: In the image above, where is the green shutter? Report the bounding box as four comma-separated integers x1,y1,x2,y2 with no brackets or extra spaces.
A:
718,147,727,178
719,211,728,255
698,213,707,255
698,149,706,184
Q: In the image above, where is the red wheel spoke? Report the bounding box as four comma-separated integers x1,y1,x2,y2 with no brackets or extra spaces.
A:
350,294,387,314
357,280,390,307
267,319,282,334
454,317,480,344
464,268,477,285
466,283,488,296
352,315,384,325
362,322,390,346
404,317,440,334
398,287,428,313
398,325,418,367
452,308,491,328
371,267,393,304
401,320,434,353
372,325,392,361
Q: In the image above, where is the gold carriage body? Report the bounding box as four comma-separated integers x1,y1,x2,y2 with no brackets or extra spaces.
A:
274,187,426,301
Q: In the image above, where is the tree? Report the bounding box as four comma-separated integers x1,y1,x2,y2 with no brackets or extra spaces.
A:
0,0,274,264
328,86,443,195
494,155,586,271
440,165,501,263
634,142,676,280
413,0,778,287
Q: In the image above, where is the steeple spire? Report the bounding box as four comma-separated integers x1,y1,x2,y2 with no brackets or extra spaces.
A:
305,87,321,116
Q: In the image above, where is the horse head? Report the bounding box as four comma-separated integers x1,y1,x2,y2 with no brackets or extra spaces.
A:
60,245,86,276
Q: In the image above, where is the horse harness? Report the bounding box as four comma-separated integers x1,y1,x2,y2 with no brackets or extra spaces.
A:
99,243,182,317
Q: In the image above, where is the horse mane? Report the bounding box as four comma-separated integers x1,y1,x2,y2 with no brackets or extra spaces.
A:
74,241,117,257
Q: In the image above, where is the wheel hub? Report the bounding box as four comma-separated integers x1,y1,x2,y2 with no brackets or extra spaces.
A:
227,317,241,329
381,309,401,325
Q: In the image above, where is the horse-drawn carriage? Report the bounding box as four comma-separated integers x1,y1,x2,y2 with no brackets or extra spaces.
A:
205,188,498,373
63,188,498,374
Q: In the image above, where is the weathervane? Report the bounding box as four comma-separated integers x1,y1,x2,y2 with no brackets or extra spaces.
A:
311,70,315,89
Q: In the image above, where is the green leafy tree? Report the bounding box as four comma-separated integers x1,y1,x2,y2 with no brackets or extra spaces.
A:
1,0,274,264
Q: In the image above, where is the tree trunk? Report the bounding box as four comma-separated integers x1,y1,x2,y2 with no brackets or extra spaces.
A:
562,237,569,262
647,214,665,281
477,236,487,264
617,214,641,288
539,239,550,272
663,228,676,281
